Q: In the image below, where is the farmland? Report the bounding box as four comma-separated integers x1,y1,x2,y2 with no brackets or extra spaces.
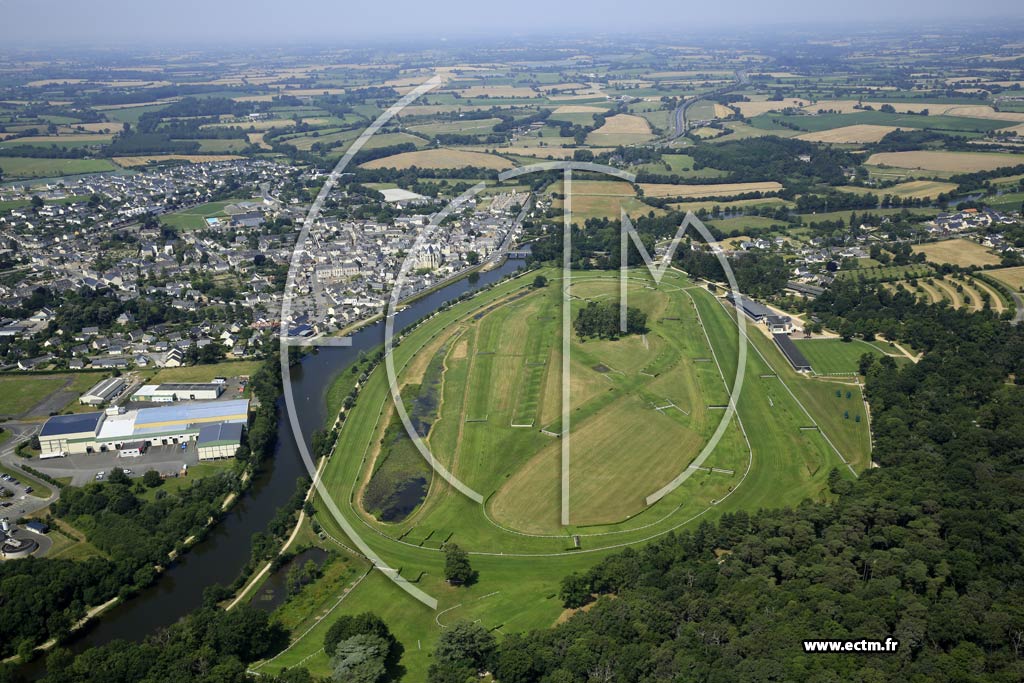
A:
837,180,958,200
912,238,1002,267
360,147,514,170
796,124,899,143
0,156,117,178
865,150,1024,173
640,181,783,199
584,113,654,146
987,265,1024,292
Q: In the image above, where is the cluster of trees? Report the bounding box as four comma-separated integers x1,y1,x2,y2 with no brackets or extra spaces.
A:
14,606,291,683
675,249,790,299
681,137,856,186
323,613,400,683
573,301,647,340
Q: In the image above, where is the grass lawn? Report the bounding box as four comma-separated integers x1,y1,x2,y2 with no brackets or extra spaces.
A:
0,375,70,416
146,360,261,384
791,338,894,375
0,157,117,179
137,459,238,501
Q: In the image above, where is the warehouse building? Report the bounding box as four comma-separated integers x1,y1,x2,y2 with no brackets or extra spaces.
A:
196,422,244,460
39,412,106,457
131,382,224,402
38,400,249,457
79,377,127,406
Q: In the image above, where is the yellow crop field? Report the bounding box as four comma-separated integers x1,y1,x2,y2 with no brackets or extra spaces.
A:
360,148,513,170
455,85,539,98
552,105,608,114
640,181,783,199
912,238,1002,267
988,266,1024,291
797,124,899,143
866,151,1024,172
585,114,654,146
838,180,957,199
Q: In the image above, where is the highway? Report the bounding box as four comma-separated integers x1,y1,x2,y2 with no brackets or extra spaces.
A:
670,70,748,140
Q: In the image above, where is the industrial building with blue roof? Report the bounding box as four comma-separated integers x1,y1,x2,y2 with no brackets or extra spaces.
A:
38,400,249,460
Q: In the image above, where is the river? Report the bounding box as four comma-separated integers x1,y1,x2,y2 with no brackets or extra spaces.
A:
22,257,525,677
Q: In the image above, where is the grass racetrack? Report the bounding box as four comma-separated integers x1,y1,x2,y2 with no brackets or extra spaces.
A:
260,267,873,680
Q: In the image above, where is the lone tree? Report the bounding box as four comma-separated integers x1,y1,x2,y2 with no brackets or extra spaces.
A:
532,274,548,288
443,543,475,585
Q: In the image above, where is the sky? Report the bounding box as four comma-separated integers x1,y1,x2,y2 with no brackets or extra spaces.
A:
0,0,1020,46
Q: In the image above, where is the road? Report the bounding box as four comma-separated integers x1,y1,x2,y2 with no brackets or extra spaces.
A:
1006,286,1024,324
0,422,57,519
670,70,748,139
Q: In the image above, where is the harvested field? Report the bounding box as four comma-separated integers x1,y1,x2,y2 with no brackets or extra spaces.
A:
585,114,654,145
552,105,610,114
734,99,810,117
797,124,899,143
838,180,957,199
640,181,783,199
455,86,539,98
912,238,1002,267
113,154,244,166
866,151,1024,173
360,148,513,170
988,266,1024,291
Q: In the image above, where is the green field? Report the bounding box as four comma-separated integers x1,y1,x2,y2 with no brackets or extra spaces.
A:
0,372,102,417
159,200,239,231
145,360,261,384
792,338,901,375
750,110,1013,134
0,157,117,179
256,267,872,680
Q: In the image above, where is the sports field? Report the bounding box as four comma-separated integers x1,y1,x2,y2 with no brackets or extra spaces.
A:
256,268,872,680
912,238,1002,267
791,338,899,375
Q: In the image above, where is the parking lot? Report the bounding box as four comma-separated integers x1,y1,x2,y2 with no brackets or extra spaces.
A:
30,441,200,487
